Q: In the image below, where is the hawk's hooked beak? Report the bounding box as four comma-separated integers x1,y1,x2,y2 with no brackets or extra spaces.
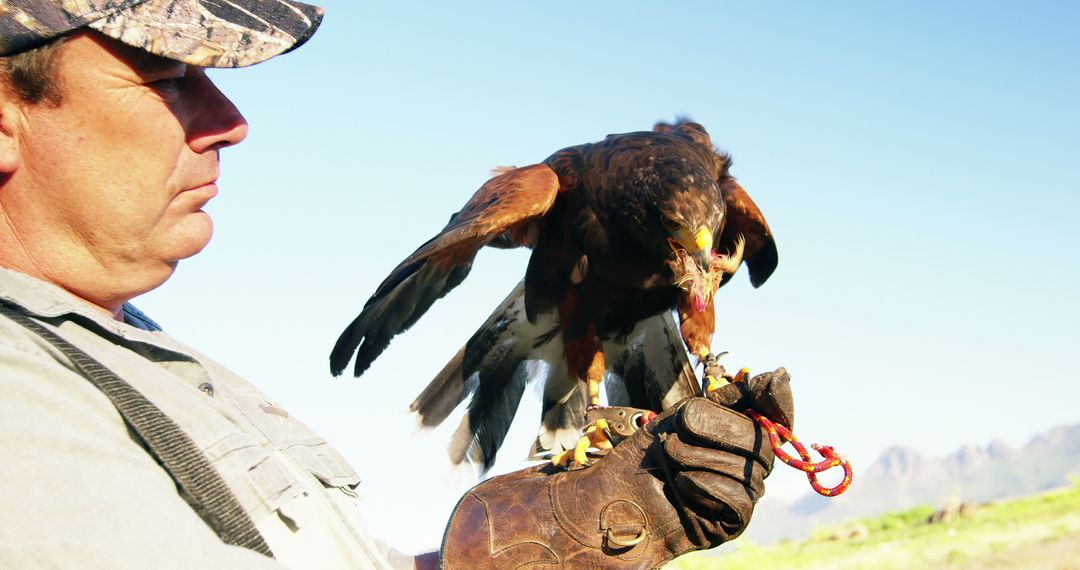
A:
693,227,713,271
669,226,714,271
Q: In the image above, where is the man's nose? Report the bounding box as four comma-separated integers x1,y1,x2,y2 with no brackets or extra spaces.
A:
187,72,249,154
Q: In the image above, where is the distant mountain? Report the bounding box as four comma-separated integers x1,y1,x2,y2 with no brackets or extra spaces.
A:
738,423,1080,545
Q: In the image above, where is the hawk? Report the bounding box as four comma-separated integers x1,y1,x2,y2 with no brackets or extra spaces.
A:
330,120,777,470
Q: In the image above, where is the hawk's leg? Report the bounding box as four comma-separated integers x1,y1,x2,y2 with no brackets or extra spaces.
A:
701,351,728,393
701,352,750,393
676,293,730,392
552,339,612,468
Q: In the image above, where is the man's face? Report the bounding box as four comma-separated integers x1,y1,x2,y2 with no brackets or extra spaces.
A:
1,31,247,311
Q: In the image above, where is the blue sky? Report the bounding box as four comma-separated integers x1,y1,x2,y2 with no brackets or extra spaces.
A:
139,1,1078,553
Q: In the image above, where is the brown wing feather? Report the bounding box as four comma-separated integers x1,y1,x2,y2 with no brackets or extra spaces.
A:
409,164,562,269
718,179,778,288
330,164,561,377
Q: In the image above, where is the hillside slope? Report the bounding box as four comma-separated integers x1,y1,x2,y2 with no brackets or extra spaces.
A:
739,423,1080,544
673,481,1080,569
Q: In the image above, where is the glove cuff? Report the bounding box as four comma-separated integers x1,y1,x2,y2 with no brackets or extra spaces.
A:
441,461,688,569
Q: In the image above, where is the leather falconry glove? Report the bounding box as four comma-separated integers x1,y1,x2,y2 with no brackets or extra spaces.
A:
441,368,795,569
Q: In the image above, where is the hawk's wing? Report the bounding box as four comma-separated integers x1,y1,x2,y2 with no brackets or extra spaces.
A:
330,164,561,377
718,179,778,288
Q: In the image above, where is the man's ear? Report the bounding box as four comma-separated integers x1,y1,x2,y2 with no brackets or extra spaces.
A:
0,101,21,174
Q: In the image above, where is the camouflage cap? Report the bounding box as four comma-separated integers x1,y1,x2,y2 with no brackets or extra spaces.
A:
0,0,323,68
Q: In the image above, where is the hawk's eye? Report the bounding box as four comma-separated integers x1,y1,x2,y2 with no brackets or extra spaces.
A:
661,216,680,231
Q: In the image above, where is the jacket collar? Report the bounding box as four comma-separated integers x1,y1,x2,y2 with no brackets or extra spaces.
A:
0,266,161,333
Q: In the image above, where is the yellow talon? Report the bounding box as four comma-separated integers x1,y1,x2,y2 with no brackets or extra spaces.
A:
552,418,614,468
551,449,571,467
573,432,591,465
705,375,728,392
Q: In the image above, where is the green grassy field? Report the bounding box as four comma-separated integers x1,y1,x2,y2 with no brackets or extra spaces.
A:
672,481,1080,570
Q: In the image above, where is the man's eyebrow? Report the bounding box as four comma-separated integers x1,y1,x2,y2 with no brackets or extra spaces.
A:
129,54,187,77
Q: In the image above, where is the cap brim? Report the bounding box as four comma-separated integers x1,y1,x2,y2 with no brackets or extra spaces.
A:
88,0,323,68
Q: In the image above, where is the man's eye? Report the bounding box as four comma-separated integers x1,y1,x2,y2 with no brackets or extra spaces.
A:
148,77,186,95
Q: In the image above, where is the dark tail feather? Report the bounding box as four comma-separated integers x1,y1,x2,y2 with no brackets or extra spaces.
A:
526,311,698,460
448,357,532,470
604,311,699,412
410,347,470,428
527,365,585,460
443,283,533,470
412,281,564,472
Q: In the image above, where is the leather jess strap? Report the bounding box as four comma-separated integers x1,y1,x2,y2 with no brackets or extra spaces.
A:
0,304,274,557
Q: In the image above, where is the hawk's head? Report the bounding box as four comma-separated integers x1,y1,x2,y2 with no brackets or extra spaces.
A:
648,123,743,311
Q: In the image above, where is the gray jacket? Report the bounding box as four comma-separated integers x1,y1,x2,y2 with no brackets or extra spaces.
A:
0,267,407,569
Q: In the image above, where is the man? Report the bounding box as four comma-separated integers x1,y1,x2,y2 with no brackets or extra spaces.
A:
0,1,790,568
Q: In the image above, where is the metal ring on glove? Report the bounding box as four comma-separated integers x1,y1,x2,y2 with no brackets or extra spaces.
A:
605,527,647,547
